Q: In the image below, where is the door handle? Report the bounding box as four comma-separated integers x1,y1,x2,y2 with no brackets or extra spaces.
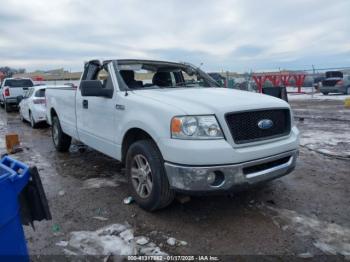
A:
82,99,88,109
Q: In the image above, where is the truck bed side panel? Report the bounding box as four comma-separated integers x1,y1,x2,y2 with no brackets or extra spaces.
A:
46,88,78,140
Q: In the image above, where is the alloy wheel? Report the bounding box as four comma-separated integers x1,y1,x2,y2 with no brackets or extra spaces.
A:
131,154,153,198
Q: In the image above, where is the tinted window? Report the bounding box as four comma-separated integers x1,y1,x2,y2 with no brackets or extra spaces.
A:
325,71,343,78
4,79,34,87
35,89,45,97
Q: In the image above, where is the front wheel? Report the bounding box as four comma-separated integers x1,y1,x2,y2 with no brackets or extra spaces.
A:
52,116,71,152
126,140,175,211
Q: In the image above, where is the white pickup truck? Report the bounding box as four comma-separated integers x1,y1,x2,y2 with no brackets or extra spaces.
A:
46,59,299,211
0,78,34,112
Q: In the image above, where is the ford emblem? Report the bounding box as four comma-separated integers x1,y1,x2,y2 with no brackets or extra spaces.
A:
258,119,274,129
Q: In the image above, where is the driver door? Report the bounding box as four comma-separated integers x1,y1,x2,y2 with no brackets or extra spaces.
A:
76,62,119,158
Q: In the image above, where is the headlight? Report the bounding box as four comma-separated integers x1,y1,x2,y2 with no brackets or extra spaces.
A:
171,115,224,139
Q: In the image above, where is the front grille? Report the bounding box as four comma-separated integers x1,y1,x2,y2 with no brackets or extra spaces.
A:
243,156,291,175
225,109,291,144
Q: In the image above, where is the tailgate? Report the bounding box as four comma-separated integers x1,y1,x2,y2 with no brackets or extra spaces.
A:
9,86,28,97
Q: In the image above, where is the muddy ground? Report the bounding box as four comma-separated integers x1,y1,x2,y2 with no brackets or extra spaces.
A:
0,97,349,260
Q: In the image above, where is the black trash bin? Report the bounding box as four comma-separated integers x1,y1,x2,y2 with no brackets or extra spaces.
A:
262,86,288,102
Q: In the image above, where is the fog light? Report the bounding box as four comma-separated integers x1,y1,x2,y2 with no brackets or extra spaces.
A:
207,170,225,187
207,172,216,184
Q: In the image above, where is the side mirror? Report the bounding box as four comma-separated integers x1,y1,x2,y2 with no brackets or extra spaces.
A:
80,80,113,98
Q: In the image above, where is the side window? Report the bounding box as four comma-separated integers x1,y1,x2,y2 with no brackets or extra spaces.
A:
97,68,112,89
134,70,155,86
181,70,208,87
35,89,45,97
170,72,176,86
97,69,108,83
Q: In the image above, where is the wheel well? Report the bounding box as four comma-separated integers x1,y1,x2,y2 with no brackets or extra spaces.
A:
121,128,155,164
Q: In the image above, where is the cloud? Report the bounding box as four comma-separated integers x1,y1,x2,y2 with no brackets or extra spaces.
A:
0,0,349,72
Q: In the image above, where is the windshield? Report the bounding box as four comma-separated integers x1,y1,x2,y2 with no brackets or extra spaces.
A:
115,61,220,90
4,79,33,87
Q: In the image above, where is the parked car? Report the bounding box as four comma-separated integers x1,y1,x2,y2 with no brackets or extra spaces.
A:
46,59,299,211
19,86,47,128
320,71,350,95
0,78,34,112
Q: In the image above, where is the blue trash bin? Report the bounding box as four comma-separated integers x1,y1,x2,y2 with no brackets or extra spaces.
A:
0,156,30,259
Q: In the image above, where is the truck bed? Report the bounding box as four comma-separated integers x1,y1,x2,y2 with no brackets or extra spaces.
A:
46,87,78,139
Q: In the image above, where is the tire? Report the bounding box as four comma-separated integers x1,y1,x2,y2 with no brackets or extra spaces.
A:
29,111,37,128
5,102,11,112
52,116,71,152
322,92,328,95
126,139,175,211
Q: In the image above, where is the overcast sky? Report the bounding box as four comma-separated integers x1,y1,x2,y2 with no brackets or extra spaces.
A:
0,0,349,72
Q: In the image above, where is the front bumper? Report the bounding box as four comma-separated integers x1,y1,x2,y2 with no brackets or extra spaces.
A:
164,150,298,192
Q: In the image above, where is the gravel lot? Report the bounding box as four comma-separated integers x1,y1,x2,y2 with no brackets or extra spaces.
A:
0,95,349,260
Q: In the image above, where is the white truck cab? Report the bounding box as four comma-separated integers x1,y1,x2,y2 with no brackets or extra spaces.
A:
46,59,299,211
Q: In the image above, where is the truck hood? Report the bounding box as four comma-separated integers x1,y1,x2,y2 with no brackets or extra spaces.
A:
134,88,289,115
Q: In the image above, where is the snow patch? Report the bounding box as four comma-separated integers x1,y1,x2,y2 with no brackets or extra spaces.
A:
135,236,149,245
261,204,350,256
289,92,349,101
167,237,176,246
62,223,168,257
166,237,187,247
92,216,109,221
55,241,68,247
82,178,120,189
300,130,350,158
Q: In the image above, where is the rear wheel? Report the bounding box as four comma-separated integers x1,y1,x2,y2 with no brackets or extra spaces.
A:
322,92,328,95
126,140,174,211
29,111,37,128
52,116,71,152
